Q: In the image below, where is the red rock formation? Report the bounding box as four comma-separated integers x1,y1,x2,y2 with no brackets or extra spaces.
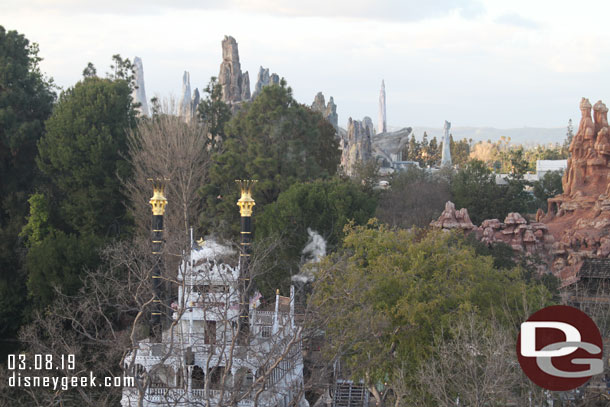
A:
430,201,476,230
430,202,554,258
542,98,610,286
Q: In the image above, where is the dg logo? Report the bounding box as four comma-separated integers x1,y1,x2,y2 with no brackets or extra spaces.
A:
517,305,604,391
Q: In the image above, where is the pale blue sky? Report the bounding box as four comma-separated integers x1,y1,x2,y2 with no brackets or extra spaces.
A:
2,0,610,130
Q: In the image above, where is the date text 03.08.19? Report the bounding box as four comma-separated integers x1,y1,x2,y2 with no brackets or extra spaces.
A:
7,354,75,371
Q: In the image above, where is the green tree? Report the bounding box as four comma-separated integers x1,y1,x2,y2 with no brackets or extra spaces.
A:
449,135,472,167
36,75,136,236
25,231,101,307
451,160,502,224
200,81,340,237
563,118,574,156
0,26,55,346
533,170,564,210
255,178,377,296
197,76,232,146
451,159,533,223
310,224,553,404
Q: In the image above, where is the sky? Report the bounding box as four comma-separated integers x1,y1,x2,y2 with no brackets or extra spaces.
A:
2,0,610,130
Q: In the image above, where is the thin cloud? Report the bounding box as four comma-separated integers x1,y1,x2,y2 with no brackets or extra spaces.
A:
2,0,485,21
495,13,540,29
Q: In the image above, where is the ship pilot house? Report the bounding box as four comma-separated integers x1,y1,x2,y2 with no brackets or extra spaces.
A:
121,181,307,407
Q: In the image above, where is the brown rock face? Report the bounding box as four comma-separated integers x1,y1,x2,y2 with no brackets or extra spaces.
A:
542,98,610,286
218,36,250,104
430,201,476,230
431,203,553,265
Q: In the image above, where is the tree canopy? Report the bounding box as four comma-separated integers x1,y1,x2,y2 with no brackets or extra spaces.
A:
310,222,554,403
0,26,55,344
36,75,136,236
254,177,377,296
200,81,340,237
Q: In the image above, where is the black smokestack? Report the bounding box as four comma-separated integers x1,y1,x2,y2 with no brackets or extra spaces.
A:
149,180,167,342
236,179,257,341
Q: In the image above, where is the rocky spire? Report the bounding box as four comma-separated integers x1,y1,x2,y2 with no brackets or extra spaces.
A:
312,92,326,112
179,71,192,122
378,80,386,134
311,92,339,131
132,56,149,116
441,120,452,166
342,117,373,176
191,88,200,120
218,36,249,103
241,71,251,100
253,66,280,98
326,97,338,131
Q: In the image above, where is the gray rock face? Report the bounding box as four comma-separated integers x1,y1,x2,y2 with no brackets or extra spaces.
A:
326,97,338,130
341,117,373,176
312,92,326,113
378,80,386,134
191,88,200,120
241,71,250,100
218,36,250,103
179,71,192,122
253,66,280,98
312,92,339,131
372,127,413,165
441,120,452,166
132,56,149,116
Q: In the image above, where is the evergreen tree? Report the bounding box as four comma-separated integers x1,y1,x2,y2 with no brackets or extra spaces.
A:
37,75,136,236
0,26,55,346
200,81,340,237
255,177,377,296
197,76,232,147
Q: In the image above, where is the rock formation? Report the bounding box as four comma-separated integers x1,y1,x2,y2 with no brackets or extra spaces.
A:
312,92,326,113
342,117,373,176
311,92,339,131
441,120,452,166
430,201,475,230
191,88,200,120
326,97,338,130
431,202,554,258
542,98,610,285
252,66,280,98
378,80,386,134
218,36,250,104
179,71,192,121
241,72,251,101
132,56,149,116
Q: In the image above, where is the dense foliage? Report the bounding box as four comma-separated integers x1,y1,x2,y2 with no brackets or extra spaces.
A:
310,223,554,402
0,26,55,344
254,177,377,296
451,159,533,224
200,81,340,237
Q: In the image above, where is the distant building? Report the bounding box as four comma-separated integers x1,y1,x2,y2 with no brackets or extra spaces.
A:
536,159,567,179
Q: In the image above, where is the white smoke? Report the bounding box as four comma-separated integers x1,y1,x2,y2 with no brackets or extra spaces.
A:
292,228,327,283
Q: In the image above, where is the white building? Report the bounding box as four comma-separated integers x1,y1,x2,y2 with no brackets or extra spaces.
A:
536,159,567,179
121,184,307,407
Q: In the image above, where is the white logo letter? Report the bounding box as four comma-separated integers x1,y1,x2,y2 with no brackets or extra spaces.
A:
521,322,580,357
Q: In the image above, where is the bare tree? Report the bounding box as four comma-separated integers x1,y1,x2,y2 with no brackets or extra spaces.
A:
124,105,211,247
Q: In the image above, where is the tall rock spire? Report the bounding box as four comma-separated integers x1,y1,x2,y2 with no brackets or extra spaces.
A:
218,36,250,103
179,71,192,122
132,56,149,116
378,80,387,134
441,120,452,166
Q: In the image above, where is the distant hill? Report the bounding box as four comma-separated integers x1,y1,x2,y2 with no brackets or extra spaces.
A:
400,126,566,146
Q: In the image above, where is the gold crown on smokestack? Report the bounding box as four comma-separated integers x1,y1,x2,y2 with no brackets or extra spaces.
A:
149,179,168,215
236,179,257,217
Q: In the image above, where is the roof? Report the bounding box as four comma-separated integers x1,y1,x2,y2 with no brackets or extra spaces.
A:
536,160,567,173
